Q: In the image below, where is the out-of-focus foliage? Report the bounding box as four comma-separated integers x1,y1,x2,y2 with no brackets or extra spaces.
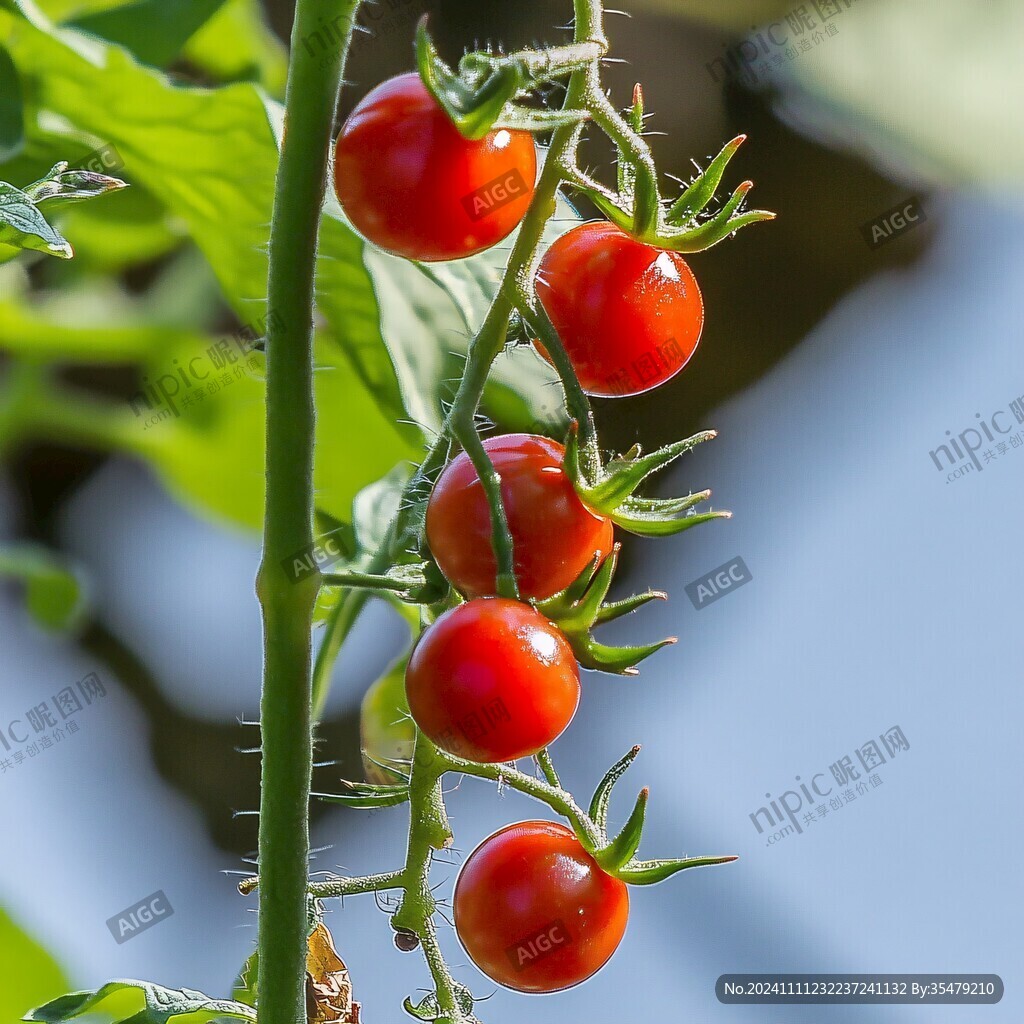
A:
633,0,1023,190
0,905,69,1023
0,0,569,534
0,542,88,630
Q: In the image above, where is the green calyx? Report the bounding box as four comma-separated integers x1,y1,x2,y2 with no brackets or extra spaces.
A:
582,746,737,880
415,16,592,139
537,545,673,676
575,85,774,252
564,420,731,538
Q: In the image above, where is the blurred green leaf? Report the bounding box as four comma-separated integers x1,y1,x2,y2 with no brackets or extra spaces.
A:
0,0,571,531
0,42,24,160
25,981,256,1024
0,904,69,1024
0,542,87,631
182,0,287,94
769,0,1024,188
66,0,229,67
627,0,789,30
231,950,258,1009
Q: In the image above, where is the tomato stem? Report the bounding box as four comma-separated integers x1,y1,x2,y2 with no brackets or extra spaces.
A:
255,2,362,1023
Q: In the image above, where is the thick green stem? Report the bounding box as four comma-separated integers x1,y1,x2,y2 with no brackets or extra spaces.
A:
255,3,359,1023
391,734,463,1016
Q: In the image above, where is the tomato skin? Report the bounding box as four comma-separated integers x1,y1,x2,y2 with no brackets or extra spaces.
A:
454,820,629,993
425,433,614,601
536,221,704,397
405,599,579,763
333,73,537,261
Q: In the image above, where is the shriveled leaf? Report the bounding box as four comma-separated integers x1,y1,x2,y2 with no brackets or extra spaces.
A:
306,923,360,1024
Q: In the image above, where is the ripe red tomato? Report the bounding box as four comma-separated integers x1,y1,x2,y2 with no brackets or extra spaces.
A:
333,72,537,261
454,820,629,993
426,433,614,601
536,221,704,397
405,598,579,763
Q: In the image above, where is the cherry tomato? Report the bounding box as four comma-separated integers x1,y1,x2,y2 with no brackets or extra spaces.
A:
333,72,537,262
535,221,704,397
426,433,614,601
454,820,629,993
405,598,579,763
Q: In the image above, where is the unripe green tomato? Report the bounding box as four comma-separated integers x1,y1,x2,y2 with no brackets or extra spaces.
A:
360,657,415,785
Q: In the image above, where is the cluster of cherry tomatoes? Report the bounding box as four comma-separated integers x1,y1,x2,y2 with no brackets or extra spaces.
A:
334,72,704,995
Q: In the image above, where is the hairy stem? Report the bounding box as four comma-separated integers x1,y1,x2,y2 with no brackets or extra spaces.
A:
255,2,360,1023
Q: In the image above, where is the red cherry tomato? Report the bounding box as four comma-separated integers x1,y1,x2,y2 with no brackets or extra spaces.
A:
333,72,537,262
454,820,629,993
405,598,579,763
425,433,614,601
536,221,704,397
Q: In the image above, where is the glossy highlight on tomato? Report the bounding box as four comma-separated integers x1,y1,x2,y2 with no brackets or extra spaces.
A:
426,433,614,601
536,220,704,397
404,598,579,763
454,820,629,993
333,72,537,261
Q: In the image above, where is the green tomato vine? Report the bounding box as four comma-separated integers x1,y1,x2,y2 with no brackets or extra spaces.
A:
22,0,772,1021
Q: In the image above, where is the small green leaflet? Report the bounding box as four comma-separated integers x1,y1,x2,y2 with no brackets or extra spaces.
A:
0,161,127,259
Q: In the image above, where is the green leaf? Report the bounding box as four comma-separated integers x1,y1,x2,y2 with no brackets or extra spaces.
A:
23,161,127,206
615,854,738,886
0,180,72,258
609,503,731,537
66,0,230,68
25,981,256,1024
231,951,258,1010
595,787,648,871
0,42,24,160
588,745,641,832
181,0,287,94
0,543,87,631
667,134,746,224
415,16,519,140
0,904,69,1024
317,779,410,809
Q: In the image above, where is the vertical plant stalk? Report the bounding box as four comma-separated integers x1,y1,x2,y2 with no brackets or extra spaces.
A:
255,3,360,1024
